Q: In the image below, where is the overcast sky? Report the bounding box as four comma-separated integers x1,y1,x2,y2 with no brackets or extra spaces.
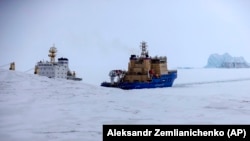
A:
1,0,250,85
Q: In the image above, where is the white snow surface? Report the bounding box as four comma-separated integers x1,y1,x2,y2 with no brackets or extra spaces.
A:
1,68,250,141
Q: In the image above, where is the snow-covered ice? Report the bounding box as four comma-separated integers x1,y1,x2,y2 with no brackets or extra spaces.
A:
0,68,250,141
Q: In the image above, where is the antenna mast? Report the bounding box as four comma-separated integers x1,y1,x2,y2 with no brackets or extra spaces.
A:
140,41,148,58
48,44,57,63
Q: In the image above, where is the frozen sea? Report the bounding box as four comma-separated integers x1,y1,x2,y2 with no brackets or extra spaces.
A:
0,68,250,141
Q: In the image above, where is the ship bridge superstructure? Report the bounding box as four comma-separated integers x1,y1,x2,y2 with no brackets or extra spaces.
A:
34,45,82,81
123,41,169,83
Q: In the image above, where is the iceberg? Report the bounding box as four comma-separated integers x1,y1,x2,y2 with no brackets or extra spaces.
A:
205,53,249,68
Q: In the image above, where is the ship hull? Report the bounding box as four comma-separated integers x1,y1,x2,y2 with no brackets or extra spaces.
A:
101,72,177,90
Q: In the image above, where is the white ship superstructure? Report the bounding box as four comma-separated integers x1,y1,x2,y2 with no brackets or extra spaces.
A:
34,45,82,81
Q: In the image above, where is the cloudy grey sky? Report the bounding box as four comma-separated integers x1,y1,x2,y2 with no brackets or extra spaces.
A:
1,0,249,85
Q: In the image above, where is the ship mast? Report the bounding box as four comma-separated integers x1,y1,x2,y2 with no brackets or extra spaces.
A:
48,44,57,63
140,41,148,58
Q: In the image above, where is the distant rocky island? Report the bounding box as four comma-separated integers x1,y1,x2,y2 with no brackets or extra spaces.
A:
205,53,250,68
